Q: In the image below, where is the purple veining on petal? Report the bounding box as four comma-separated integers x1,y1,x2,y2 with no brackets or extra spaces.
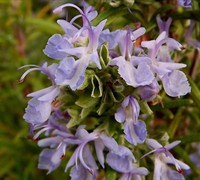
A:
115,96,147,145
177,0,192,8
156,15,172,36
134,120,147,142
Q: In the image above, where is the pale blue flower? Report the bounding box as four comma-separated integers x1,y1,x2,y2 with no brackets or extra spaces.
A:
53,3,106,65
20,2,193,179
65,126,118,176
57,19,106,68
38,129,81,174
110,28,155,87
19,63,60,125
70,163,96,180
38,145,66,174
30,108,69,140
161,70,191,97
177,0,192,8
153,154,186,180
106,145,135,173
30,116,118,175
141,31,182,61
115,96,147,145
24,98,52,125
141,138,190,179
136,79,160,101
66,144,98,175
55,57,87,90
19,62,58,84
106,145,148,179
138,32,191,97
43,34,72,60
156,15,179,64
49,3,107,90
23,86,60,125
99,29,121,49
119,168,149,180
94,133,118,168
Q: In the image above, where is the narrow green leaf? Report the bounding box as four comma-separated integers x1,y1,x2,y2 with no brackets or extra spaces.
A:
67,118,84,128
80,107,93,119
99,43,110,69
139,101,153,115
168,108,184,138
163,98,193,109
75,94,99,108
91,75,103,98
188,76,200,109
97,90,110,115
25,17,62,35
178,133,200,144
91,7,127,27
78,70,95,90
108,89,124,102
66,108,82,128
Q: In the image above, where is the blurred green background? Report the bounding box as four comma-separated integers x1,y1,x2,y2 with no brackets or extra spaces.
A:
0,0,66,179
0,0,200,179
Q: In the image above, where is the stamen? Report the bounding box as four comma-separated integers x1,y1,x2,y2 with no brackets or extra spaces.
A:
51,100,62,108
60,154,65,160
17,79,24,83
32,137,39,142
177,168,183,174
181,46,186,50
53,3,83,15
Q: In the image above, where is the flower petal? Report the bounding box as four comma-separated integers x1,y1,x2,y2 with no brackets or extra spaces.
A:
23,98,51,124
131,27,146,41
166,168,185,180
134,120,147,142
38,136,62,148
165,141,181,150
70,164,88,180
99,133,118,151
115,107,126,123
164,156,190,170
146,139,162,149
94,140,105,168
38,149,61,174
106,146,134,173
57,20,78,35
124,121,147,146
153,157,163,180
55,57,88,90
43,34,71,59
162,70,191,97
130,167,149,176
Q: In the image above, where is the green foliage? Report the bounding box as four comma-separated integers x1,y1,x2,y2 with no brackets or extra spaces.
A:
0,0,65,179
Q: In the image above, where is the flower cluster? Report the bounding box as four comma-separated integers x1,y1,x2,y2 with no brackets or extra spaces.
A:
20,2,191,180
